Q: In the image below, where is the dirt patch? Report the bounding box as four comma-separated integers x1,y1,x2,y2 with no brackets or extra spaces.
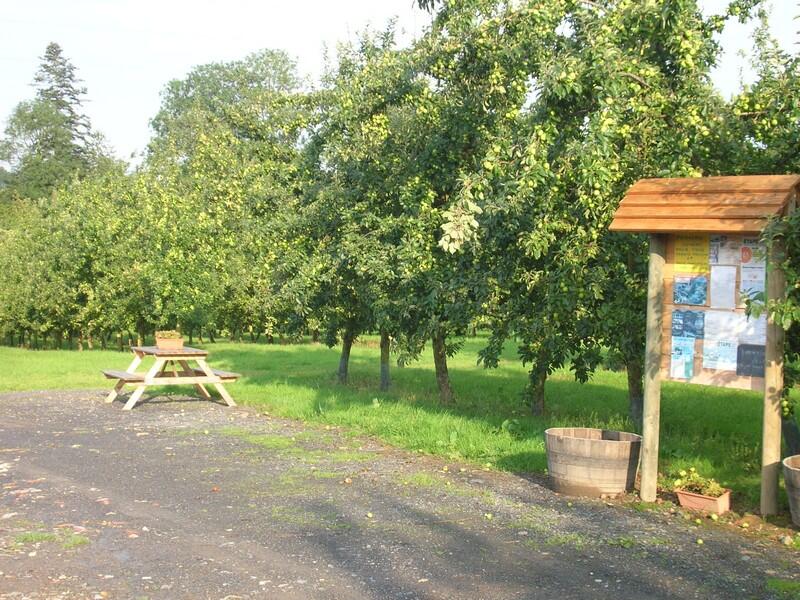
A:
1,389,799,599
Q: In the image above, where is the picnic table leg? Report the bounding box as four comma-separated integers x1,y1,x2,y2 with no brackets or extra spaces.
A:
196,358,236,407
105,352,143,404
123,358,165,411
105,380,125,404
178,359,212,400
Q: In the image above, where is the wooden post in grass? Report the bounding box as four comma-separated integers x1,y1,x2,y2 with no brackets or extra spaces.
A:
640,234,666,503
761,234,788,515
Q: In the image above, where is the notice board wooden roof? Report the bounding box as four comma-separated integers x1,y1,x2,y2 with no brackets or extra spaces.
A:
609,175,800,234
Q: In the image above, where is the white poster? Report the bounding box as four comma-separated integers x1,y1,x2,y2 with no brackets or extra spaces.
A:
704,310,766,346
741,266,766,301
709,265,737,309
702,339,738,371
710,236,741,266
739,314,767,345
704,310,742,342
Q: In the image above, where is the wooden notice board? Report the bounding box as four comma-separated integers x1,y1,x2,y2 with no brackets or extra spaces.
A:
660,233,767,392
609,174,799,512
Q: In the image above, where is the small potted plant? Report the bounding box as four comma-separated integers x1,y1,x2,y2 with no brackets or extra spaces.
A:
155,330,183,351
672,467,731,515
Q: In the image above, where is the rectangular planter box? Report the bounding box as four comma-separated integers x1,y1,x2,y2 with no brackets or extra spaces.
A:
675,488,731,515
155,337,184,351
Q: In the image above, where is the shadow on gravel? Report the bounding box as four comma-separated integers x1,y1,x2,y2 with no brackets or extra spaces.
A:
270,487,719,600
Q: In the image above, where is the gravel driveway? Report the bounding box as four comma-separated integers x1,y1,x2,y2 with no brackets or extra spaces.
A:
1,390,798,599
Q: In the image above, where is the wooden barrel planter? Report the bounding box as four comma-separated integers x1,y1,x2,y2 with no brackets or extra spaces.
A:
783,455,800,526
545,427,642,497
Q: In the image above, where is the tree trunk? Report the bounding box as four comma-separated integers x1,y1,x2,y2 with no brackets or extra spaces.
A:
87,332,94,350
527,370,547,415
209,329,216,343
77,332,84,352
431,329,454,404
380,330,391,391
626,358,644,430
188,327,194,344
312,329,320,343
117,333,124,352
338,330,355,384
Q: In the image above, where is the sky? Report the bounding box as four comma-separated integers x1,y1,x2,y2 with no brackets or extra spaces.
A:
0,1,795,163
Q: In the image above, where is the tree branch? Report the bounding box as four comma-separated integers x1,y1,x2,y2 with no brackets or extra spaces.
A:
619,72,650,88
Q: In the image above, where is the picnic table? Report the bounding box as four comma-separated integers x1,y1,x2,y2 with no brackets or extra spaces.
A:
103,346,240,410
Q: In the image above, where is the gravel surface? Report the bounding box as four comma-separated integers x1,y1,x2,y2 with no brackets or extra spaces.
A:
1,389,798,599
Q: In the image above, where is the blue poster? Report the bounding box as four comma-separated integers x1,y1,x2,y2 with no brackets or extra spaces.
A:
672,310,705,339
674,275,708,306
671,336,696,379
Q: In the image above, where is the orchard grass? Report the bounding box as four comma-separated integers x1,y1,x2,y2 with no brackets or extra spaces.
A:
0,334,794,512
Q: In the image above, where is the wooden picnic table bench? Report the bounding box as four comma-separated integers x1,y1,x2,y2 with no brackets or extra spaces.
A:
102,345,240,410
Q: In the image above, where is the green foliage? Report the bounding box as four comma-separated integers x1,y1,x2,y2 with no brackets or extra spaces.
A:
727,12,800,408
445,0,749,414
0,42,111,200
155,330,182,339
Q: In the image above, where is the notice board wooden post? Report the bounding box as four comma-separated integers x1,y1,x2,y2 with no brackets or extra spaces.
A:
761,239,786,515
641,234,666,502
609,175,799,515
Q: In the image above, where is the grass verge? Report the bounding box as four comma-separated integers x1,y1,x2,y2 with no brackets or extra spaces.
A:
1,334,796,512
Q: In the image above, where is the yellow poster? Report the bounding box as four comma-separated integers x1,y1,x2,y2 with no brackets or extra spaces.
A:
674,235,709,274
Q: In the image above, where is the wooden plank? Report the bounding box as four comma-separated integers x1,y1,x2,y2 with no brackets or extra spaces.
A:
130,346,209,358
641,234,666,503
610,217,767,234
102,370,144,383
614,205,785,218
628,175,800,194
134,376,224,385
761,239,787,515
192,367,241,380
619,194,788,206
